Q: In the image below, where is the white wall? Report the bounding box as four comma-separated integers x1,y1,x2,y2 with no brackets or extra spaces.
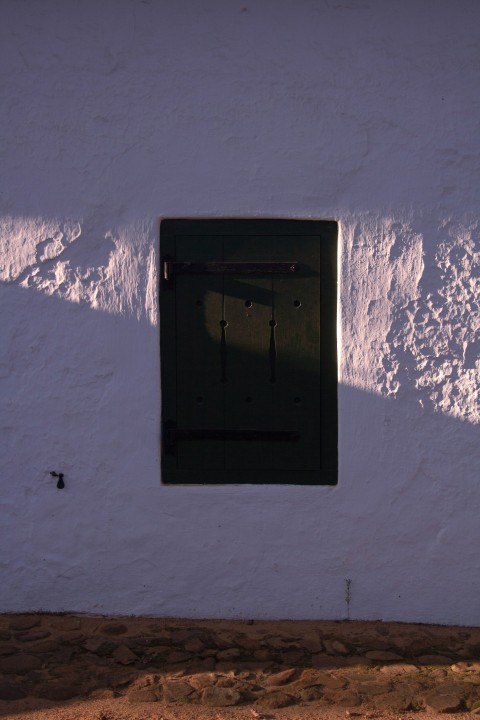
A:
1,0,479,625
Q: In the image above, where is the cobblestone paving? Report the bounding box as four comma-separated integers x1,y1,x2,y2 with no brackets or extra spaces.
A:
1,615,480,716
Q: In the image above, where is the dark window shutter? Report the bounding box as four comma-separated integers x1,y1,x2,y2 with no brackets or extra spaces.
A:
161,219,337,485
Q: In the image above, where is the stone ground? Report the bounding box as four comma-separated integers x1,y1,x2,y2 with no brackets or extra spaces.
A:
1,615,480,720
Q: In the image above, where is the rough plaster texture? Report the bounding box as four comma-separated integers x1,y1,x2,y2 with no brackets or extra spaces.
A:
0,0,479,624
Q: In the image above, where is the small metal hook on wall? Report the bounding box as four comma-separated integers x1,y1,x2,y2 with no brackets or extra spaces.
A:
50,471,65,489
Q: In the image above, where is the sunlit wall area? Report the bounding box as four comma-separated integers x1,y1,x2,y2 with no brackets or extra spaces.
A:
1,0,479,624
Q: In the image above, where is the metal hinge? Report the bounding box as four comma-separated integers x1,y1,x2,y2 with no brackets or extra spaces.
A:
162,260,297,282
163,421,300,455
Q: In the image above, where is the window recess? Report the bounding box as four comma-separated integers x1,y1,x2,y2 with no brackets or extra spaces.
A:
160,219,337,485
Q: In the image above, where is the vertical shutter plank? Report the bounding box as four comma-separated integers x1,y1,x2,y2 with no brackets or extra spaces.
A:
175,236,225,470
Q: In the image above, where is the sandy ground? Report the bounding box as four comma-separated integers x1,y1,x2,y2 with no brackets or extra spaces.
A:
1,698,476,720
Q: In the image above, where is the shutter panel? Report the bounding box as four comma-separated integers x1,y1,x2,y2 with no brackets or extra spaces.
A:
161,220,337,485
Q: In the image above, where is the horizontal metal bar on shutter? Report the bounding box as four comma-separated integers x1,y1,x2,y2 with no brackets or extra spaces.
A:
164,422,300,455
163,423,301,454
162,261,297,281
176,429,300,442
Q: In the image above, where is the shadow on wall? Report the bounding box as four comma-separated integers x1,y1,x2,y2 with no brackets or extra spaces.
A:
0,279,158,487
1,260,480,622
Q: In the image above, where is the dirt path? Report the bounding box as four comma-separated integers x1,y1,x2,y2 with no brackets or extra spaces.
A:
1,614,480,719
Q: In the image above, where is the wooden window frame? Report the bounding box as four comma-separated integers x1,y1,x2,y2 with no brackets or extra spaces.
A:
160,219,338,485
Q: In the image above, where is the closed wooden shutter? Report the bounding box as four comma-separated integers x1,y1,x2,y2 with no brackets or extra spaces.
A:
161,219,337,485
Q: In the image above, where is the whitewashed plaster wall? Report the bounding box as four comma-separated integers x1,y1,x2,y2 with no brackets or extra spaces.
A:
1,0,479,625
